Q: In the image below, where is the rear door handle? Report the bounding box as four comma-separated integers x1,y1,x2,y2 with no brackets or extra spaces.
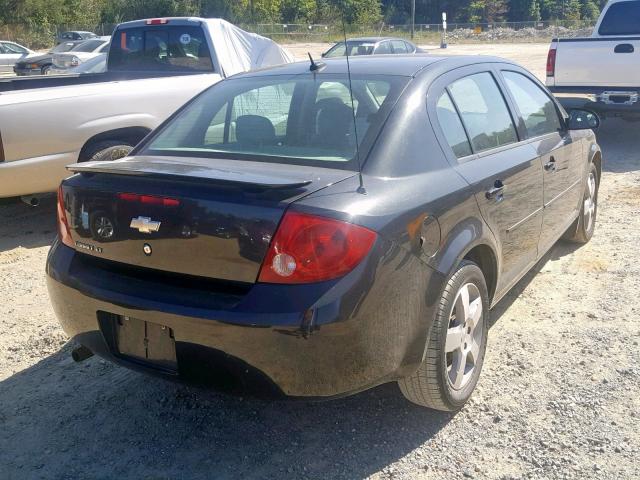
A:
615,43,634,53
485,180,505,201
544,156,557,172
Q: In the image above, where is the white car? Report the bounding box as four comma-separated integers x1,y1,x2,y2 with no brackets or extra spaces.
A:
49,52,107,75
51,36,110,72
547,0,640,118
0,41,33,73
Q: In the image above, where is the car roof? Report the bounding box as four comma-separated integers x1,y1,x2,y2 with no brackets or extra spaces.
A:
235,54,516,79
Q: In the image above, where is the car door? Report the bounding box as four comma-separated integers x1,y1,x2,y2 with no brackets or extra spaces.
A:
499,68,584,254
0,43,7,68
429,66,544,294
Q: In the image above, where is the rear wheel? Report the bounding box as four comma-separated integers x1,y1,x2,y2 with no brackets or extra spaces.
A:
563,162,598,244
399,260,489,411
82,140,134,163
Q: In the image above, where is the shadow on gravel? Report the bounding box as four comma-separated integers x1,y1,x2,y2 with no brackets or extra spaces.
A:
0,197,57,252
0,344,451,479
595,118,639,173
489,241,581,327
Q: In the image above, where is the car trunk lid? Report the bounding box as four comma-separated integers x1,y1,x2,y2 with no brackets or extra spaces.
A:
61,155,355,283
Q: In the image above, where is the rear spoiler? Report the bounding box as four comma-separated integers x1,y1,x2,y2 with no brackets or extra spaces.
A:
67,160,313,190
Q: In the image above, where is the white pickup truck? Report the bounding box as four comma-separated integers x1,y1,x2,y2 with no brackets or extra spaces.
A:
546,0,640,119
0,18,293,200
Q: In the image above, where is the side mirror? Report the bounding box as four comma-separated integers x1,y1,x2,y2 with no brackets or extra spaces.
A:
567,109,600,130
321,52,326,58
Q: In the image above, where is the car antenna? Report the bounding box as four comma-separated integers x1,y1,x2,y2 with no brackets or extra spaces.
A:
341,7,366,195
307,52,325,71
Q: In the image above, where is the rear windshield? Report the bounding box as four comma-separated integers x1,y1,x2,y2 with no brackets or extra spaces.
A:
142,74,408,169
108,26,214,72
325,41,376,57
598,0,640,35
52,42,76,53
72,39,106,52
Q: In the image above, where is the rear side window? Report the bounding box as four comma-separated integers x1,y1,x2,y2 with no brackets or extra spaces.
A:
502,71,562,138
598,1,640,35
448,72,518,153
436,92,472,158
109,26,214,72
391,40,408,54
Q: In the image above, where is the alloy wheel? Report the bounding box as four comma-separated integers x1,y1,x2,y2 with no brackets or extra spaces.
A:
583,172,597,233
445,283,484,390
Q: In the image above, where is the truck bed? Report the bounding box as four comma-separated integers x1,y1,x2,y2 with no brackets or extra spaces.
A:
0,70,203,92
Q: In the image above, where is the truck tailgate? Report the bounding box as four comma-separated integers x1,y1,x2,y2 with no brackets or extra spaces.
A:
554,38,640,87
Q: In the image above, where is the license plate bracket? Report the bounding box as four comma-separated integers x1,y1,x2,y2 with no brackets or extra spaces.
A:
116,316,177,372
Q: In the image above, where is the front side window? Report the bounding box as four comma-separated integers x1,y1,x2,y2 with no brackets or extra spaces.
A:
598,0,640,35
144,74,407,169
436,92,472,158
3,43,27,54
503,71,562,138
109,26,213,72
448,72,518,153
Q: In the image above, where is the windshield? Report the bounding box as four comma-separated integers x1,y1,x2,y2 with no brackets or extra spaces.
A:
143,74,408,169
72,39,106,53
598,0,640,35
108,26,213,72
324,41,376,58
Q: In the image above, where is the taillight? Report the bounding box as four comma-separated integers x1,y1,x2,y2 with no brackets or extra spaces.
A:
146,18,169,25
546,48,556,77
258,212,377,284
57,185,74,248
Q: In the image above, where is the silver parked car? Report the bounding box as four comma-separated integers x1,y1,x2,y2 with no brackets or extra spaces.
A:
0,41,33,73
322,37,423,58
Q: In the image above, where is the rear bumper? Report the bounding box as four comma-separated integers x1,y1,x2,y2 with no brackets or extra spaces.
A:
46,240,444,398
13,66,41,76
0,152,77,198
549,86,640,117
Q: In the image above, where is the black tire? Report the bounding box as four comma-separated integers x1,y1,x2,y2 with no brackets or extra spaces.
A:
399,260,489,411
562,162,598,244
82,140,134,163
41,64,51,75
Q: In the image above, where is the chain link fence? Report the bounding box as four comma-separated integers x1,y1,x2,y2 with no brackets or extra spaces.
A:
1,20,596,50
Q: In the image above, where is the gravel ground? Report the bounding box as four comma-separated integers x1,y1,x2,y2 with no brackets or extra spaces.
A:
1,44,639,479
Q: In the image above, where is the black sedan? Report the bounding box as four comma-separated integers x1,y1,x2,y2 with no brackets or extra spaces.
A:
47,55,601,410
322,36,422,57
13,40,80,76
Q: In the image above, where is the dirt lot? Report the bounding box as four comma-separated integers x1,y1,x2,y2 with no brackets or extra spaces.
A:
1,44,639,479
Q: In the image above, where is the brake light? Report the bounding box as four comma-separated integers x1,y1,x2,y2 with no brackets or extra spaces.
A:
546,48,557,77
117,193,180,207
146,18,169,25
57,185,74,248
258,212,377,284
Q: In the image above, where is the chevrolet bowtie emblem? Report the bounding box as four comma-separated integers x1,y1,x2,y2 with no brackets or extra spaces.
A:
130,216,161,234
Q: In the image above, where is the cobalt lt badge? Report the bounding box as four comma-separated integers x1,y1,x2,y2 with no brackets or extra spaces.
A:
143,243,152,256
